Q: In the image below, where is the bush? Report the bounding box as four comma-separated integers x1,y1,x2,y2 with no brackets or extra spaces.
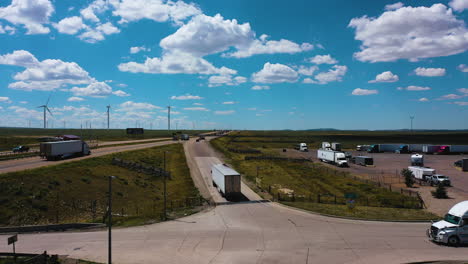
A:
432,184,449,199
401,168,414,188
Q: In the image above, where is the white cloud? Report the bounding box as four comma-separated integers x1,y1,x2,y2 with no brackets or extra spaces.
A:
183,107,209,111
0,97,12,103
54,16,86,35
449,0,468,12
419,97,429,102
458,88,468,93
453,101,468,106
251,85,270,90
119,101,161,111
222,101,236,105
208,75,246,87
70,82,113,97
0,24,15,35
214,110,235,115
368,71,399,83
193,103,203,106
78,22,120,43
80,0,109,22
302,78,315,84
0,0,54,34
385,2,404,11
352,88,378,95
348,4,468,62
130,46,149,54
252,62,298,83
119,51,236,75
458,64,468,72
247,107,256,111
438,94,464,100
297,65,318,76
0,50,93,91
171,94,203,100
308,54,338,64
19,101,27,104
397,85,431,91
313,65,347,84
414,67,446,77
67,96,84,102
113,90,130,97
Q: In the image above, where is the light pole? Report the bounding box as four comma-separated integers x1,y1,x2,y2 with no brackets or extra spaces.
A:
108,176,115,264
163,151,169,221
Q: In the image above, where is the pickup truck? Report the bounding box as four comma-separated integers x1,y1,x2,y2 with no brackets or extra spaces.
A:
12,145,30,153
428,174,451,186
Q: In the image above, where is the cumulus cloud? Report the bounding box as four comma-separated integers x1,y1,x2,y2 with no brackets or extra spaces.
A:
222,101,237,105
458,88,468,93
70,82,113,97
352,88,378,95
171,94,203,100
453,102,468,106
0,24,16,35
438,94,464,100
368,71,399,83
208,75,246,87
297,65,318,76
54,16,86,35
214,110,235,115
118,101,161,111
348,4,468,62
414,67,446,77
419,97,429,102
308,54,338,64
130,46,149,54
458,64,468,72
78,22,120,43
251,62,298,83
385,2,404,11
67,96,84,102
449,0,468,12
80,0,109,22
113,90,130,97
0,50,93,91
397,85,431,91
313,65,347,84
183,107,209,111
0,0,54,34
193,103,203,106
251,85,270,90
0,97,12,103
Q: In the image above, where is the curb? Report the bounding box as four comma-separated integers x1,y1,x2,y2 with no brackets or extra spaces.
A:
0,223,106,234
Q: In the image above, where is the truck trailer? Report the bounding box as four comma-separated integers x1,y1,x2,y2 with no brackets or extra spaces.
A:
211,164,241,200
354,156,374,166
450,145,468,154
331,142,341,151
423,145,450,154
317,149,348,167
368,144,404,153
408,166,435,181
40,140,90,160
410,154,424,166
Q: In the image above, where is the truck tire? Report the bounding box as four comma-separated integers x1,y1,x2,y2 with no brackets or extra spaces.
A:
448,235,460,247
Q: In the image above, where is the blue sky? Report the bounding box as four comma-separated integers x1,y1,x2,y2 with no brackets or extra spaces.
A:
0,0,467,130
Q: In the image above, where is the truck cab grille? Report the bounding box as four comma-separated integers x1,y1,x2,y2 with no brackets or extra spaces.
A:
431,226,439,238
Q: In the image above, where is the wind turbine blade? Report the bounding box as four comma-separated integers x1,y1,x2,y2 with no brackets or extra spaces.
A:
46,107,53,117
46,94,51,106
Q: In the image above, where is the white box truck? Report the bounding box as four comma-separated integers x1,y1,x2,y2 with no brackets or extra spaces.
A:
331,142,341,151
211,164,241,200
408,166,435,181
317,149,348,167
410,154,424,166
428,201,468,246
450,145,468,154
40,140,91,160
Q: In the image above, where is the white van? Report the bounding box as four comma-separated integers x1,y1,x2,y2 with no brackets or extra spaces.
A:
428,201,468,246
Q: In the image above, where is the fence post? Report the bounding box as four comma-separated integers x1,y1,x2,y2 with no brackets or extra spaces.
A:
317,194,321,203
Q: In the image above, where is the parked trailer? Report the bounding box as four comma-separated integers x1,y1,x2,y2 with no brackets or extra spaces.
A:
411,154,424,166
409,144,425,152
408,166,435,181
39,140,90,160
356,145,370,151
331,142,341,151
450,145,468,154
368,144,404,153
354,156,373,166
423,145,450,154
317,149,348,167
211,164,241,200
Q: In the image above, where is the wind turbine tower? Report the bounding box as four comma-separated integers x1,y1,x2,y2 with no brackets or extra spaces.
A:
167,106,171,130
37,96,52,129
106,105,111,129
410,116,415,132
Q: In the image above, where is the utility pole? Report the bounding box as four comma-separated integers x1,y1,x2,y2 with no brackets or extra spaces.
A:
108,176,115,264
167,106,171,131
107,105,111,129
410,116,415,133
163,151,169,221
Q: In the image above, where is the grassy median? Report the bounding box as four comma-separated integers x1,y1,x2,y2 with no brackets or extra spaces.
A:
0,143,202,226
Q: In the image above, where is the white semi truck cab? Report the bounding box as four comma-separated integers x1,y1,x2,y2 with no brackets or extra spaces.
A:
295,143,308,152
428,201,468,246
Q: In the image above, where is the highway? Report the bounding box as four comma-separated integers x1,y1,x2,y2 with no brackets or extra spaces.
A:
0,137,467,263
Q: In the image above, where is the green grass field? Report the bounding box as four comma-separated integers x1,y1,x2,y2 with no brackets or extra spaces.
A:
0,127,210,151
211,132,440,220
0,143,201,227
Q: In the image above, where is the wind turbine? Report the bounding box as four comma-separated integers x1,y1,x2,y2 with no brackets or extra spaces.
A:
106,105,111,129
37,96,53,129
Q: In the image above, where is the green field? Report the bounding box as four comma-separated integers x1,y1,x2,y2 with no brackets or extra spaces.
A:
211,131,440,220
0,127,210,151
0,143,202,227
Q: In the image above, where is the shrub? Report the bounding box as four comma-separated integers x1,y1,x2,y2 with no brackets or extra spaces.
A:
432,184,449,199
401,168,414,188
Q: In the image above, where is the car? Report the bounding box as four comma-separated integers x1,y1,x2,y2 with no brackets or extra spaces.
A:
429,174,451,186
454,160,463,167
12,145,30,153
196,139,200,142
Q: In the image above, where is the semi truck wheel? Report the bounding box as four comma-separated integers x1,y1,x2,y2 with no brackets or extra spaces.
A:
448,236,460,246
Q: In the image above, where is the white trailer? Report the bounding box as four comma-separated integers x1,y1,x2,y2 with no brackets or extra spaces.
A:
40,140,90,160
408,166,435,181
331,142,341,151
410,154,424,166
450,145,468,154
317,149,348,167
211,164,241,200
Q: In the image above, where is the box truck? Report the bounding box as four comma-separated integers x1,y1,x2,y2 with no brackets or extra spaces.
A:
331,142,341,151
295,143,308,152
40,140,90,160
408,166,435,181
368,144,403,153
211,164,241,200
354,156,373,166
322,142,331,149
450,145,468,154
428,201,468,246
423,145,450,154
410,154,424,166
317,149,348,167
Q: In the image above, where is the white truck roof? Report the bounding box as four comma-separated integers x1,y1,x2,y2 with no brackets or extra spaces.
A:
448,201,468,217
212,164,240,176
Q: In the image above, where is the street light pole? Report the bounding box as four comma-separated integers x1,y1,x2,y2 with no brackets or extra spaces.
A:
163,151,167,221
108,176,115,264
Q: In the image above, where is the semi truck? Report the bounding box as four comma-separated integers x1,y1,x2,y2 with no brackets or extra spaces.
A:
408,166,435,181
322,142,331,149
295,143,308,152
317,149,348,167
354,156,373,166
211,164,241,200
423,145,450,154
450,145,468,154
368,144,404,153
428,201,468,246
39,140,90,160
331,142,341,151
410,154,424,166
408,144,424,152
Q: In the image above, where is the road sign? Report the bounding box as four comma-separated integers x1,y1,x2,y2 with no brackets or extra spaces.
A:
7,234,17,245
